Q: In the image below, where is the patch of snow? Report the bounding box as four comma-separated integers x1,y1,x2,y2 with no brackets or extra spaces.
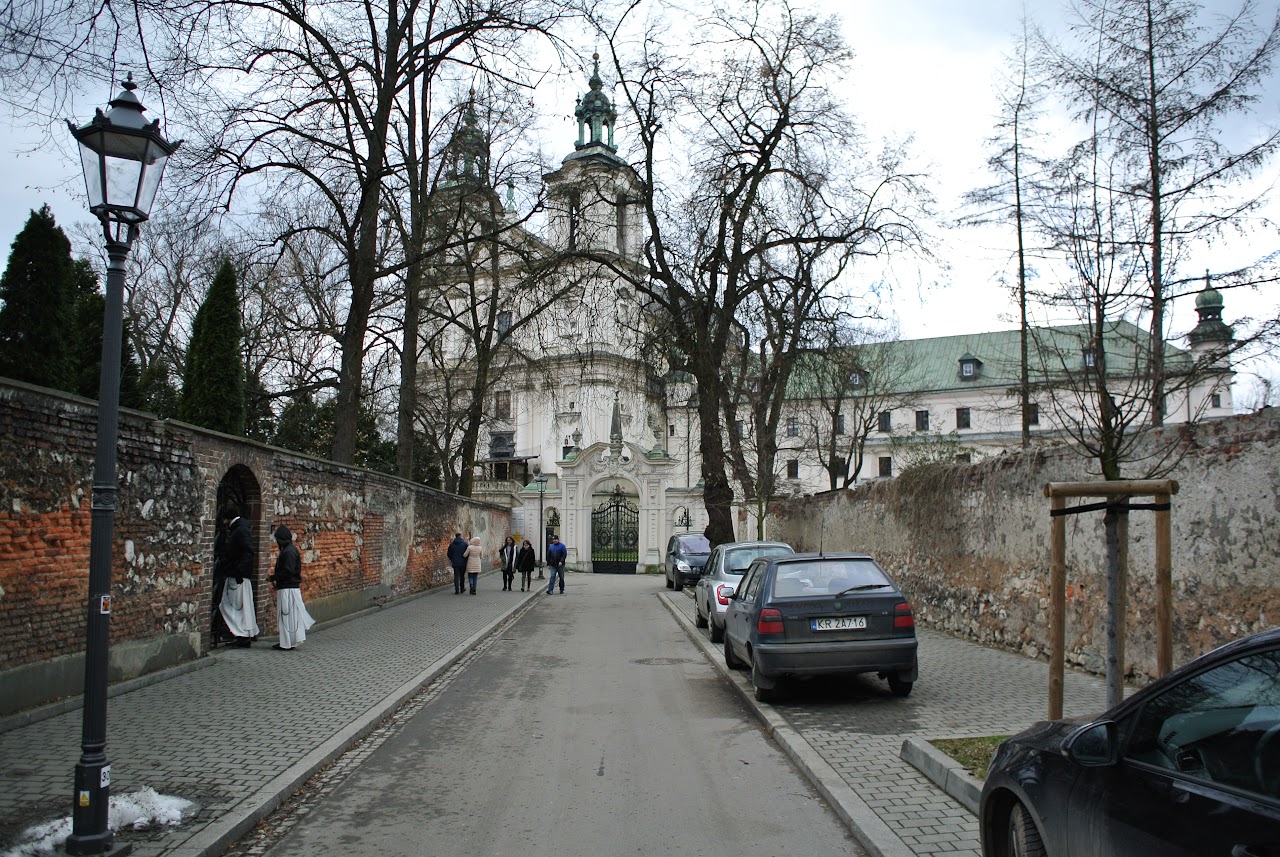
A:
1,788,195,857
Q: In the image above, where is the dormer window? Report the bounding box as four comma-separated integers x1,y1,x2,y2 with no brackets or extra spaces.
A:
849,370,865,388
959,354,982,381
1083,347,1096,368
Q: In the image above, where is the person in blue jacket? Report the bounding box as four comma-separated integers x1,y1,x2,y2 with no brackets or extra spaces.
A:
545,534,568,595
447,532,468,594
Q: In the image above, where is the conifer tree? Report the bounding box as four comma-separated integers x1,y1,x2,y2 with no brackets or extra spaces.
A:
0,206,75,390
69,259,143,407
179,259,246,434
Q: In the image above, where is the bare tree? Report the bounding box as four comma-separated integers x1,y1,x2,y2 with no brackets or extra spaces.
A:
1043,0,1280,427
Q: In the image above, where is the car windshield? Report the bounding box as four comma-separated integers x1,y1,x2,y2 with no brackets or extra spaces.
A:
678,535,711,554
724,545,792,575
771,558,890,598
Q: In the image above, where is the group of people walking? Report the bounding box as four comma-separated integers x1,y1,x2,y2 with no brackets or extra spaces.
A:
212,504,316,651
447,531,568,594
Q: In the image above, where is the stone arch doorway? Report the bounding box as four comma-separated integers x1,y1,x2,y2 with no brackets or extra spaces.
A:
589,483,640,574
211,464,263,647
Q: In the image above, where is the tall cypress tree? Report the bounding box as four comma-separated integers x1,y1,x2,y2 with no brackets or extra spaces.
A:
179,259,245,434
69,259,143,407
0,206,75,390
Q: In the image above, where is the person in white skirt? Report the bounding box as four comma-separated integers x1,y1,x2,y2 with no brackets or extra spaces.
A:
216,505,260,648
270,525,315,650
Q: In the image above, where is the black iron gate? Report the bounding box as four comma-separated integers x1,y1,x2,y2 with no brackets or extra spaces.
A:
591,486,639,574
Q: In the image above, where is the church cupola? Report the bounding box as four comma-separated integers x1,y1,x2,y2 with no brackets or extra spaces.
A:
574,54,617,153
443,93,490,188
1188,271,1233,348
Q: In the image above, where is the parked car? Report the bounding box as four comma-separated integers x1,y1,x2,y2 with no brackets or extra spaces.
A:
980,626,1280,857
695,541,795,643
664,531,711,591
722,553,918,702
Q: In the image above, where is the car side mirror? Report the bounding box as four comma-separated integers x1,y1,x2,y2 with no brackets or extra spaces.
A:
1063,720,1117,766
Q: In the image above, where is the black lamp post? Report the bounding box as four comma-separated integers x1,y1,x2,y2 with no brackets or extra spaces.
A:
533,472,548,579
65,75,178,857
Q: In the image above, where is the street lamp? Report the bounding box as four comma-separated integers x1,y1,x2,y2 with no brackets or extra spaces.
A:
533,470,548,580
65,75,179,857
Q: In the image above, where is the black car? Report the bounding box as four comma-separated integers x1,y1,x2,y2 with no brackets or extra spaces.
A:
664,531,711,591
980,626,1280,857
722,553,918,702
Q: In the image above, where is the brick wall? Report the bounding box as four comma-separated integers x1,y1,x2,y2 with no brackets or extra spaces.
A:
0,380,509,715
768,408,1280,686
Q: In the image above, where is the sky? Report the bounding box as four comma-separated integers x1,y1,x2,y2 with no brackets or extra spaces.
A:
2,0,1278,394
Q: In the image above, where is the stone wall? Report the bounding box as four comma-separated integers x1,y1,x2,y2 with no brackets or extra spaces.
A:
768,408,1280,685
0,380,508,715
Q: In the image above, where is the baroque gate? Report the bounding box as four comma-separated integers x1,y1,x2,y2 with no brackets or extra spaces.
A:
590,485,639,574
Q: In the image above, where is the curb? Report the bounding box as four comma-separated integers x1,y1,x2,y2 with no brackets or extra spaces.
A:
166,587,541,857
658,591,916,857
898,737,982,815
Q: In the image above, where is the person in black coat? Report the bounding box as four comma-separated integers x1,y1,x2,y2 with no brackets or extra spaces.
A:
215,504,259,647
516,540,536,592
271,524,314,650
447,532,468,594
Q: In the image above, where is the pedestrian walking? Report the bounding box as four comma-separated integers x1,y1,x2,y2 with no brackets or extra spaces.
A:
499,536,517,591
463,535,484,595
215,504,259,647
545,534,567,595
517,539,536,592
270,524,315,650
447,532,468,594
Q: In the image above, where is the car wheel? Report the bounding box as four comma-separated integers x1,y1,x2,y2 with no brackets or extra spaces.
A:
1007,802,1046,857
708,616,724,643
888,673,914,697
694,601,708,628
724,634,743,669
665,573,674,589
752,656,777,704
673,575,684,592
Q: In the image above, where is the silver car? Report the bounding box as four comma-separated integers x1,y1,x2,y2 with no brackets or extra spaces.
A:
694,541,794,643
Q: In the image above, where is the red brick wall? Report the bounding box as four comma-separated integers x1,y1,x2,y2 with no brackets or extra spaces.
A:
0,380,508,713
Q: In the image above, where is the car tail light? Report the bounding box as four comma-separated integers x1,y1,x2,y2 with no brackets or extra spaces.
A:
893,601,915,631
757,608,785,635
715,584,733,606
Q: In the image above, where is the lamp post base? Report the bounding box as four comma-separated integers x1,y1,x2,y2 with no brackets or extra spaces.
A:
63,842,133,857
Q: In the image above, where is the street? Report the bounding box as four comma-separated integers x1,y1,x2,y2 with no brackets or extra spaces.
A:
226,574,863,857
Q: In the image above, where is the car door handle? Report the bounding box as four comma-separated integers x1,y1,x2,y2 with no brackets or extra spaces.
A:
1232,844,1280,857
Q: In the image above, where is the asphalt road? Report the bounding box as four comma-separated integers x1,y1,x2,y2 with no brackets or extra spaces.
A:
239,574,862,857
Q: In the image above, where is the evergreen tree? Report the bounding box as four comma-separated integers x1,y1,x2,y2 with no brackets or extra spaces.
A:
179,260,246,434
0,206,75,390
140,360,180,418
69,259,143,408
272,391,328,457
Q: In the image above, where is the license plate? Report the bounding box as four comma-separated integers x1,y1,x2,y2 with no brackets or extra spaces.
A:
812,616,867,631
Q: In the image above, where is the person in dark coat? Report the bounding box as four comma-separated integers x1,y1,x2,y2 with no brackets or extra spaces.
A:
216,504,259,647
516,540,536,592
447,532,468,594
271,524,314,650
499,536,517,591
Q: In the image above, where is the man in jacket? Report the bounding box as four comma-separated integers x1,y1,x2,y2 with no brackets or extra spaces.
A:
447,532,468,594
545,534,568,595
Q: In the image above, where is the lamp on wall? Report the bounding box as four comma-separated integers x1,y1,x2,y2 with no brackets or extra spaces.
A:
65,75,179,857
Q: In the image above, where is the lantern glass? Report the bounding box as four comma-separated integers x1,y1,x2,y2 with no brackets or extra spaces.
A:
76,127,171,224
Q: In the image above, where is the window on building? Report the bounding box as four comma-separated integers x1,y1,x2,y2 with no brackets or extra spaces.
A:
878,456,893,477
735,419,745,438
786,459,799,479
1083,347,1096,368
494,390,511,420
915,410,929,431
956,453,972,464
834,413,846,435
956,407,971,430
616,193,628,255
496,310,512,336
1027,403,1040,425
494,462,509,481
878,411,892,433
849,370,864,387
959,357,981,380
669,423,677,437
568,193,580,250
1211,393,1222,409
787,418,799,437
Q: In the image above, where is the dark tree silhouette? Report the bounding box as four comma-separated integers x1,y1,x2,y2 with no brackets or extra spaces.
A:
180,260,246,434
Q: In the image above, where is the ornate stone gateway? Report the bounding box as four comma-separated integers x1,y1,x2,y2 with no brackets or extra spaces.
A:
591,485,639,574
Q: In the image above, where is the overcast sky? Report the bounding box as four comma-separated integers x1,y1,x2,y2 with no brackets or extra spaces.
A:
2,0,1277,388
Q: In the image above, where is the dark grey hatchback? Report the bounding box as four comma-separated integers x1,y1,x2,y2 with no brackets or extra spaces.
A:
722,553,918,702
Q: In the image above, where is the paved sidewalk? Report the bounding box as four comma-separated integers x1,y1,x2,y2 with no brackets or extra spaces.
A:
0,574,538,857
660,590,1111,857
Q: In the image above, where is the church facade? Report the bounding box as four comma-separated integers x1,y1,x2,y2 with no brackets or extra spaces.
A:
427,63,1237,573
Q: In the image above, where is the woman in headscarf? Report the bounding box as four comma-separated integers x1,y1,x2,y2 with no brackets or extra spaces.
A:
271,524,315,650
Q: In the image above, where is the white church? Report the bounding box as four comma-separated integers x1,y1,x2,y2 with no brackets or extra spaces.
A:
426,60,1237,573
